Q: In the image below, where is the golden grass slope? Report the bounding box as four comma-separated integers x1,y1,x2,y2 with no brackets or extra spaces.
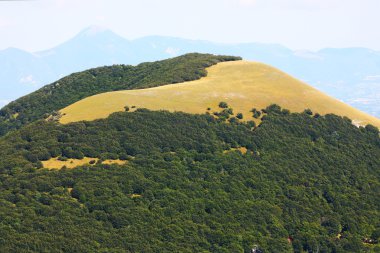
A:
59,61,380,128
42,157,127,170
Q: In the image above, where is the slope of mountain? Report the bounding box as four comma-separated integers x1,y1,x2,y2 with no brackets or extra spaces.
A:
60,60,380,128
0,54,240,136
1,26,380,117
0,53,379,252
0,107,378,252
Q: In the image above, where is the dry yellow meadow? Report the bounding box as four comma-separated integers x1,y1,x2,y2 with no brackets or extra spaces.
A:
42,157,127,170
102,159,127,166
59,61,380,128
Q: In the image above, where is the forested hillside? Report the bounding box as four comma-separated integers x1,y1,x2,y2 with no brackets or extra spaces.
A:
0,106,378,252
0,53,240,136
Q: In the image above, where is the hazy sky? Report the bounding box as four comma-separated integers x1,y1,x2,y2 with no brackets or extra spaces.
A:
0,0,379,52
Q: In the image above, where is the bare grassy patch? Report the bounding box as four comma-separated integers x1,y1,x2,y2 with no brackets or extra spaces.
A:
102,159,128,165
42,157,127,170
223,147,248,155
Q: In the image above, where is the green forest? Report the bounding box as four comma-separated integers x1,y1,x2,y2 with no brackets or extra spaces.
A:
0,105,378,252
0,53,241,136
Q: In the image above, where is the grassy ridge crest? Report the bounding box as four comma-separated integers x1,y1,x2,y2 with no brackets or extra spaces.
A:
0,53,241,136
59,61,380,128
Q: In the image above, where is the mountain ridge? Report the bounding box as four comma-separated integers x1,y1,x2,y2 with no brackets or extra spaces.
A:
1,26,380,117
0,54,241,136
0,51,378,252
59,60,380,128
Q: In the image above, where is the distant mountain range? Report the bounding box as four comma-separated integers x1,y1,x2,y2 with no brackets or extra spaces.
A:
1,25,380,117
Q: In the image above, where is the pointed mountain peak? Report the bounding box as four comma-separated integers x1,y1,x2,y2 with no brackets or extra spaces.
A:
78,25,111,37
70,25,128,44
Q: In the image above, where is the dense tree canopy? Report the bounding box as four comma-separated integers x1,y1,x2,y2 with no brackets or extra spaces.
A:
0,106,378,252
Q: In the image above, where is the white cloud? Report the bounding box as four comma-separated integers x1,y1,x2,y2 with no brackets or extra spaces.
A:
19,75,37,85
364,75,380,81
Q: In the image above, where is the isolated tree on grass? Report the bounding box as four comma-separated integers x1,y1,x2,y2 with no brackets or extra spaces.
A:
219,102,228,108
251,108,261,118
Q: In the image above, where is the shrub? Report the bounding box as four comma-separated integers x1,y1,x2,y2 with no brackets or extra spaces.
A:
365,124,379,135
246,120,256,128
229,117,238,124
266,104,282,114
224,108,234,115
253,111,261,119
304,109,313,115
219,102,228,108
219,110,231,120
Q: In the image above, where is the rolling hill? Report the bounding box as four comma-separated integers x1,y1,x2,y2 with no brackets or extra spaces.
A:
0,54,241,136
60,60,380,128
1,26,380,117
0,53,379,252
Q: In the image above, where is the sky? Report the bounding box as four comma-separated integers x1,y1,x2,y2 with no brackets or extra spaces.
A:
0,0,379,52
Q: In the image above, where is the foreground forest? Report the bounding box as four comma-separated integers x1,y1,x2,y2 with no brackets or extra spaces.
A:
0,106,379,252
